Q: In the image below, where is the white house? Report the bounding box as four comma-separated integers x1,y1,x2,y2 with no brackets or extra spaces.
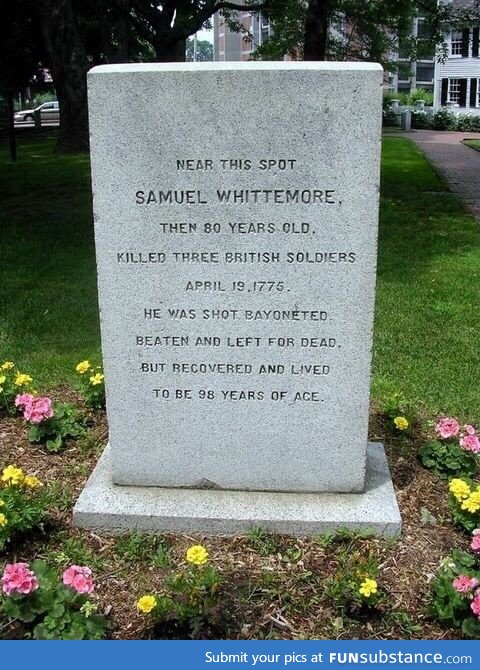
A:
433,1,480,113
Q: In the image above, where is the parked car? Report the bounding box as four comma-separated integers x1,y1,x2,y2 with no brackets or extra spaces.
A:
14,101,59,123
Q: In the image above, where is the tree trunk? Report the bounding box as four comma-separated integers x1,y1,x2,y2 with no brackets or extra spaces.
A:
38,0,90,153
303,0,330,60
154,37,186,62
7,92,16,162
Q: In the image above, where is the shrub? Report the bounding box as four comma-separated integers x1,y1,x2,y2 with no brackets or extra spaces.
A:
137,544,223,638
412,110,433,129
75,361,106,410
432,109,457,130
406,88,434,106
429,547,480,638
16,394,84,453
0,560,108,639
456,115,480,132
383,109,398,127
0,466,49,550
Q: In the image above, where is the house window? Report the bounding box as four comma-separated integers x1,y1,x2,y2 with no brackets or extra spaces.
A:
451,31,463,55
448,78,461,103
416,64,434,82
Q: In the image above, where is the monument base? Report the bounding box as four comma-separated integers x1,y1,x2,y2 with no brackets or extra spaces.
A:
73,442,401,537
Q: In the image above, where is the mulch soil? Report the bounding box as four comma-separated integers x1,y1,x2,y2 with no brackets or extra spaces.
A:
0,390,467,639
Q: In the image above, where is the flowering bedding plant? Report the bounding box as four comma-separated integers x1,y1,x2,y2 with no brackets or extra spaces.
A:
448,478,480,532
16,393,84,452
420,417,479,480
0,560,108,639
0,466,48,550
0,361,33,416
429,537,480,638
136,544,222,638
75,360,105,409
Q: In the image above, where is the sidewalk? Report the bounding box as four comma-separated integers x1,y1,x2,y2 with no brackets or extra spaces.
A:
406,130,480,219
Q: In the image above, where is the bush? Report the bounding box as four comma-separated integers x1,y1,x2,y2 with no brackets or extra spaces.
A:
432,109,458,130
383,109,398,127
407,88,434,106
412,110,433,129
456,115,480,132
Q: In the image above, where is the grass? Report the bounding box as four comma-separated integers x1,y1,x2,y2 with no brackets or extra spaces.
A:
0,132,479,416
463,139,480,152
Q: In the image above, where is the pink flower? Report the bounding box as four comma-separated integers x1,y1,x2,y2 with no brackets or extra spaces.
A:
465,425,476,436
1,563,39,596
22,396,53,424
471,532,480,553
460,434,480,453
452,575,479,593
471,594,480,618
62,565,94,595
435,417,460,439
14,393,34,409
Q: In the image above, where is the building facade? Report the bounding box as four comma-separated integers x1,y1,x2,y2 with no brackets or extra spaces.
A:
213,11,272,61
433,25,480,113
386,16,436,96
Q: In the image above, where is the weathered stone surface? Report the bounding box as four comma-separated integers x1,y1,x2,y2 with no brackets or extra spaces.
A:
73,442,401,537
87,62,383,493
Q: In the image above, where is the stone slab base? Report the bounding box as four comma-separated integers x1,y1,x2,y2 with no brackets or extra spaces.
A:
73,442,401,537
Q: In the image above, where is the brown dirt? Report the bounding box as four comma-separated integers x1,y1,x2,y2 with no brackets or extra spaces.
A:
0,395,468,640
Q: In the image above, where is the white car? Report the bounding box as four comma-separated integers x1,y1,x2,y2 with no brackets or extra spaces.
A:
15,101,59,123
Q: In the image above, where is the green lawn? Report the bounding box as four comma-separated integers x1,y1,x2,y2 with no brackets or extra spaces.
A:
1,133,479,417
463,139,480,152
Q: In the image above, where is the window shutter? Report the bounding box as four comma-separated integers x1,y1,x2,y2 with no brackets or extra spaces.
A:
441,78,448,105
462,29,470,57
473,27,479,57
459,78,468,106
471,78,478,107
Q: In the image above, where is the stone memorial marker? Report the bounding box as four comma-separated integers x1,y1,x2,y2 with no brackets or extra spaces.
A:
74,62,401,536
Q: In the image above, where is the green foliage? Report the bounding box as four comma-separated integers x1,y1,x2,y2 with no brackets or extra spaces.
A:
246,528,281,556
407,88,434,106
432,109,458,131
0,363,32,416
75,362,105,410
429,550,480,639
185,38,213,62
143,562,223,639
324,550,384,615
0,475,49,550
115,532,173,569
383,109,398,127
420,440,477,479
26,401,84,452
456,115,480,133
449,495,480,533
1,560,108,640
411,111,433,129
32,91,57,108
